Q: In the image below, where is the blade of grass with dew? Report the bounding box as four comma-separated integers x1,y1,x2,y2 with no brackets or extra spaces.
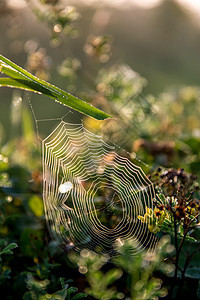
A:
0,54,111,120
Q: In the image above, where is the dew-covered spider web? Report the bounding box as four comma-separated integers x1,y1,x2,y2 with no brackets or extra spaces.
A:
41,118,158,255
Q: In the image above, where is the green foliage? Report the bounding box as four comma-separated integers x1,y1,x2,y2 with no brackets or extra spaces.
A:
70,250,123,300
84,35,113,63
70,237,173,300
0,241,18,262
115,237,172,300
23,275,86,300
28,195,44,217
57,58,81,91
137,167,200,298
31,2,80,40
96,65,146,102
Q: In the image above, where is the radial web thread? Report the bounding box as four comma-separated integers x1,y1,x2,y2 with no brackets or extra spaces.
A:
42,120,158,255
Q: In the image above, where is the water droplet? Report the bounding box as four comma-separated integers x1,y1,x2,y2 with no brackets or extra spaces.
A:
6,196,13,203
80,249,90,258
54,23,62,33
59,181,73,193
3,157,8,163
79,265,88,274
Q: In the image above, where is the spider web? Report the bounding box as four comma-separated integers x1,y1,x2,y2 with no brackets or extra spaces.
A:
42,119,158,255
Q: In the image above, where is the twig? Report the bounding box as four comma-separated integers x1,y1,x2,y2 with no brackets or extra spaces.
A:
173,215,179,280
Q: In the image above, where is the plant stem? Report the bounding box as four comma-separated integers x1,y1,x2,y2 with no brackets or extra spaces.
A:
174,215,191,280
174,215,179,280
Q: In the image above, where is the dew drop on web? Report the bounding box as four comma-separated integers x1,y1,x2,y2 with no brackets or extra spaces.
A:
59,181,73,193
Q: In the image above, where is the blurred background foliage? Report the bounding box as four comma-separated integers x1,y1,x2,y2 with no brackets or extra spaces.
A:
0,0,200,299
0,0,200,174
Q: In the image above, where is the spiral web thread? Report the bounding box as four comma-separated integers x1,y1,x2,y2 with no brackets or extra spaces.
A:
42,120,158,255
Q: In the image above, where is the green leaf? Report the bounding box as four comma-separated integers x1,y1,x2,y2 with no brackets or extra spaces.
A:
191,227,200,242
102,268,123,286
0,78,40,93
22,106,35,142
0,54,111,120
66,287,78,300
176,239,200,273
185,266,200,279
1,242,18,254
71,293,87,300
20,228,43,257
28,195,44,217
22,292,33,300
157,193,165,203
60,278,68,289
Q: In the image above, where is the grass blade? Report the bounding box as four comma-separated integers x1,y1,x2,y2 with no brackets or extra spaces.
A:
0,54,111,120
